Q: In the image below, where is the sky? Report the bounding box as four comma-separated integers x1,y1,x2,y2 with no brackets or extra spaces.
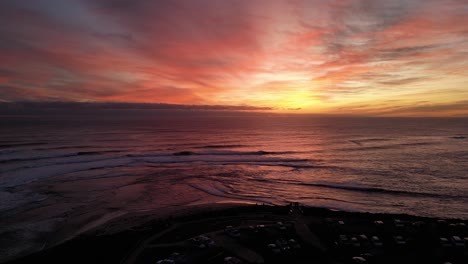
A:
0,0,467,116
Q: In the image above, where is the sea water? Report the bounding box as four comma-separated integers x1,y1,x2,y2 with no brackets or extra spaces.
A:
1,111,467,260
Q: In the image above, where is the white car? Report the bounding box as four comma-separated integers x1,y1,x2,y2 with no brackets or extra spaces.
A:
371,236,383,247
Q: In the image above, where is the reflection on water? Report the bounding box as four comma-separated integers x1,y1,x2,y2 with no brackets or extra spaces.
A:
1,113,468,260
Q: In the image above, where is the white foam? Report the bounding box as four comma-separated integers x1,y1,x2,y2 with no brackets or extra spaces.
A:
0,158,135,187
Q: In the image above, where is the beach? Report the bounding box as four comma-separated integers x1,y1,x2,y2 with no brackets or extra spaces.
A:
7,203,468,264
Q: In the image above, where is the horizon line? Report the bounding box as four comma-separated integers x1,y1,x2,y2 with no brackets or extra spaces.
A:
1,101,467,118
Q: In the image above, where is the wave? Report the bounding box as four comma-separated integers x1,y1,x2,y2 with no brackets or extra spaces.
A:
0,149,24,156
126,150,301,158
398,142,433,147
0,145,100,156
0,151,312,187
176,150,300,156
76,151,121,156
0,157,134,187
195,144,248,149
1,147,302,166
143,158,310,166
2,151,309,175
349,138,391,146
0,150,122,164
339,141,435,152
32,145,97,151
0,142,48,148
246,178,465,200
450,135,466,139
294,181,466,199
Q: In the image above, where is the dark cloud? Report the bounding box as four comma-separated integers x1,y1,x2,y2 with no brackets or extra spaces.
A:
0,101,273,114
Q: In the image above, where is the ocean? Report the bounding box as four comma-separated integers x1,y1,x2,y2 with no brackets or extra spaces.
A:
1,111,467,261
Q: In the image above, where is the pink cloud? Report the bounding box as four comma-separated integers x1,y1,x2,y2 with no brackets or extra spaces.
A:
0,0,467,115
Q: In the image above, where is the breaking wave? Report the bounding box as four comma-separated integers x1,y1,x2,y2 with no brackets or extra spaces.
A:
294,182,467,199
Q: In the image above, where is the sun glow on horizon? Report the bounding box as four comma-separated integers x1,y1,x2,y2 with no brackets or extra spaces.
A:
1,0,468,116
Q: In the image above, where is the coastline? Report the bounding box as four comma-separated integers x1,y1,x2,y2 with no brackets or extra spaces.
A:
5,203,467,264
2,201,256,264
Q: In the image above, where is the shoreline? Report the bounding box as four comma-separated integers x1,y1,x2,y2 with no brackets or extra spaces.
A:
5,203,467,264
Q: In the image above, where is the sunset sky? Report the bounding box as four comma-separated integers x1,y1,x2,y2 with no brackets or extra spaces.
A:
1,0,467,116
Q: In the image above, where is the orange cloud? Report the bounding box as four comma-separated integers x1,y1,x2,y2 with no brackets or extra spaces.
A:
0,0,467,116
